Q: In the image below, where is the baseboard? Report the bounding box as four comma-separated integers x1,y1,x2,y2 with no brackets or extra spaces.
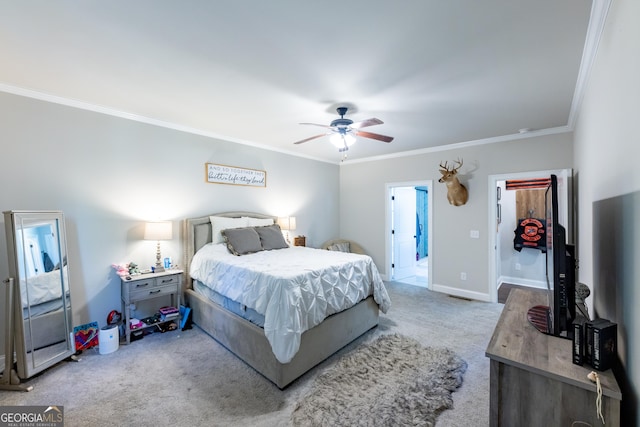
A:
431,283,491,302
498,275,546,290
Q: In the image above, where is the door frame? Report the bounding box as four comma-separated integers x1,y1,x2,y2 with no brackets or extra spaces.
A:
385,180,433,288
487,169,572,302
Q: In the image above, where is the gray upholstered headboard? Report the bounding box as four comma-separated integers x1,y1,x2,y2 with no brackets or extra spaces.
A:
183,211,277,288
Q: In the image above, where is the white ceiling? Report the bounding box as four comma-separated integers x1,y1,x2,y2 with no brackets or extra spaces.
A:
0,1,600,163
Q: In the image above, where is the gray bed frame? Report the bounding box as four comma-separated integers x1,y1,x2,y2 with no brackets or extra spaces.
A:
183,212,380,389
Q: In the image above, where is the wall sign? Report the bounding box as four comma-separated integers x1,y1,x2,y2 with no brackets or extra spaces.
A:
205,163,266,187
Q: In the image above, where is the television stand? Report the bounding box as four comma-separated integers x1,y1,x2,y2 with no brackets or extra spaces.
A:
486,288,621,426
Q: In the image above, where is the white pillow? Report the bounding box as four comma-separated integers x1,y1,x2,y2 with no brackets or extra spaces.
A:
210,216,248,244
243,217,274,227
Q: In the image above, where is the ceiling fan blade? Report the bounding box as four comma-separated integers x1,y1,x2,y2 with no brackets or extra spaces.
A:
293,134,327,145
299,122,334,129
350,118,383,129
355,130,394,143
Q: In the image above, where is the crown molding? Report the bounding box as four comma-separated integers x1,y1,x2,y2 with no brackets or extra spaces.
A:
567,0,612,128
340,127,572,165
0,82,336,165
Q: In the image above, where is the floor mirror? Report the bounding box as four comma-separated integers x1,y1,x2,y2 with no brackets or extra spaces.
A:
1,210,74,391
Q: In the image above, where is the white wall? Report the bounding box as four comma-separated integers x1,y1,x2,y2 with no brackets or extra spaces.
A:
0,91,340,354
340,132,573,301
573,0,640,421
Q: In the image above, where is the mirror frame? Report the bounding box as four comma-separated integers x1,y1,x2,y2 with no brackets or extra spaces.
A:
3,210,74,379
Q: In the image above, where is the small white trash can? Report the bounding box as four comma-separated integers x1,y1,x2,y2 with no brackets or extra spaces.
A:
99,324,119,355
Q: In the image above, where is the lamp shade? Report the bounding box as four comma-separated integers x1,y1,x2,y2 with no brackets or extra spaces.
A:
277,217,296,231
144,221,172,241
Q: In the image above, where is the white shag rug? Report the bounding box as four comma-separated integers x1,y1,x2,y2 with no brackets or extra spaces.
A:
291,333,467,427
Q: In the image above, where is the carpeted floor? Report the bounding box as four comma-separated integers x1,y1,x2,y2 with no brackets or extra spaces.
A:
0,282,503,426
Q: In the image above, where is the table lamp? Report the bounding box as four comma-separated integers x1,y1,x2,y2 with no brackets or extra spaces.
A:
144,221,172,272
277,216,296,244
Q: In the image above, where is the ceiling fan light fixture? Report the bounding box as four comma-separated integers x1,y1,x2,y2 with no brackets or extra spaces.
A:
330,132,356,149
294,106,393,148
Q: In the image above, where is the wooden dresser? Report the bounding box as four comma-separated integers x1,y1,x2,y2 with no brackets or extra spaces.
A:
486,288,621,426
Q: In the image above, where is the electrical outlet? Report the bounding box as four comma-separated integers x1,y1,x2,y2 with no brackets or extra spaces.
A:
460,272,467,280
470,230,480,238
515,263,522,271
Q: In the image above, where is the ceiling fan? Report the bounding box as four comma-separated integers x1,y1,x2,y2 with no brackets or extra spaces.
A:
294,107,394,152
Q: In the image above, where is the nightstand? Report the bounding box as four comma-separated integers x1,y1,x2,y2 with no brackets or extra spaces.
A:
120,269,183,344
293,236,306,247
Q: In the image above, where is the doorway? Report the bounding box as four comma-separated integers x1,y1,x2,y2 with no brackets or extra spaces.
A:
488,169,572,302
386,180,433,288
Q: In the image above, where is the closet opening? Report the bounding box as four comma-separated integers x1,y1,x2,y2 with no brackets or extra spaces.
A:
488,169,572,303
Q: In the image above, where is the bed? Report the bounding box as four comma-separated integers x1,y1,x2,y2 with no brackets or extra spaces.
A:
183,212,390,388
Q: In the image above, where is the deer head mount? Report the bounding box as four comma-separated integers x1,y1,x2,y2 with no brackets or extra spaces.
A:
438,158,469,206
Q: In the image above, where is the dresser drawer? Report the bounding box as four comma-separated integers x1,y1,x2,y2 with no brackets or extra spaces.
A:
129,281,177,301
122,273,181,303
129,278,156,292
155,274,180,287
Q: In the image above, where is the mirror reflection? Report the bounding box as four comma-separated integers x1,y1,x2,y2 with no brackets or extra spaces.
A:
4,211,74,380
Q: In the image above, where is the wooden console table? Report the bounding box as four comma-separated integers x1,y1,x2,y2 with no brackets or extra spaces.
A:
486,288,621,426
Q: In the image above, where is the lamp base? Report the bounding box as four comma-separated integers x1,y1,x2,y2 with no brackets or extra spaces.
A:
154,241,165,273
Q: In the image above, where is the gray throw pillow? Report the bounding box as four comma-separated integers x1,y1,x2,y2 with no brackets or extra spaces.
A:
221,227,263,256
255,224,289,250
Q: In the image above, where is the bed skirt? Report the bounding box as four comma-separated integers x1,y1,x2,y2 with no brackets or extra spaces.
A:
185,288,379,389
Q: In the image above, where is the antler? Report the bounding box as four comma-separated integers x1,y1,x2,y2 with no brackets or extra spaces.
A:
440,158,464,172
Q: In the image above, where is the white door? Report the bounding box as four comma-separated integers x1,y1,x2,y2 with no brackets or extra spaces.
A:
392,187,417,280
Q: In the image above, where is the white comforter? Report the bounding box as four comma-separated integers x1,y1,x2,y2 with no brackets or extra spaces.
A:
20,267,66,308
190,243,391,363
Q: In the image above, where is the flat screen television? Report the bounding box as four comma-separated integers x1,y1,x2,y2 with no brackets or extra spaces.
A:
527,174,576,339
